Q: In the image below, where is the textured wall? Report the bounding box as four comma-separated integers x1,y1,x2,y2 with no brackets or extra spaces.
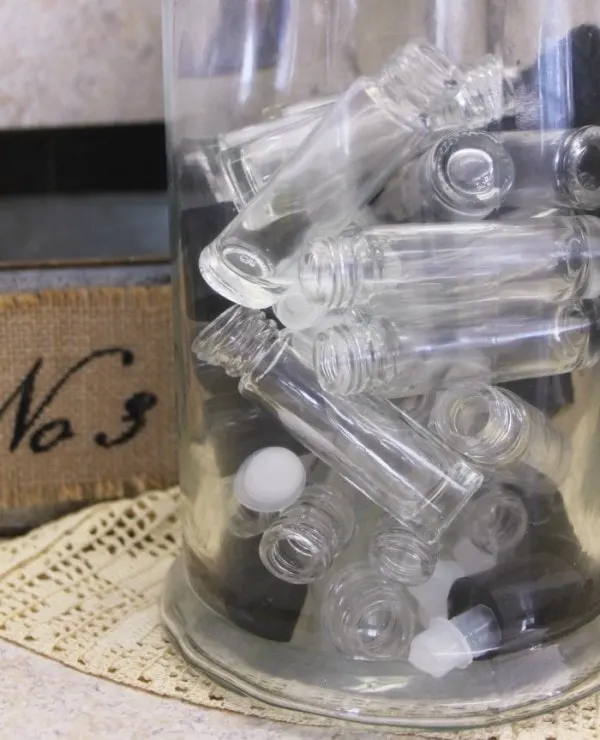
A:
0,0,163,129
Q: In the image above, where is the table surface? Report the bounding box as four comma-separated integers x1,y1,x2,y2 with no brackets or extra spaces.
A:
0,640,370,740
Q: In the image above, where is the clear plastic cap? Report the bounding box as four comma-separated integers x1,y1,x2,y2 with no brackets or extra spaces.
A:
233,447,306,513
408,559,465,626
409,605,500,678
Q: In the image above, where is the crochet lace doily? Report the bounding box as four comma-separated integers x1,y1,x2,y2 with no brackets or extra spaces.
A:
1,488,599,739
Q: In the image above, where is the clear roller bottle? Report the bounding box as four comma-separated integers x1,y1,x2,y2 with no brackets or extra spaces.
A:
199,45,512,309
373,130,515,222
218,106,332,210
321,563,417,660
499,126,600,214
192,306,483,542
314,299,600,399
259,484,355,585
430,382,572,486
298,217,600,313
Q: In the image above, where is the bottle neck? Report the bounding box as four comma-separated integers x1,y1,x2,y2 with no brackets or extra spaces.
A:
259,485,355,585
431,382,528,466
370,516,438,586
313,317,388,395
377,41,461,114
298,234,381,310
323,564,416,660
556,126,600,210
191,305,279,377
430,55,515,132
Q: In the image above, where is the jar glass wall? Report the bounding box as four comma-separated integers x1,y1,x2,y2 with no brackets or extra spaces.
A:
162,0,600,729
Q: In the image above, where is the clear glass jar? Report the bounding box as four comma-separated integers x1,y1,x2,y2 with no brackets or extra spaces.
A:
162,0,600,729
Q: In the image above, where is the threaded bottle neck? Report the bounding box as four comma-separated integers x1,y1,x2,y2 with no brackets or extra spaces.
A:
430,382,528,467
369,516,439,586
322,564,417,660
377,41,461,113
313,318,386,395
298,234,380,310
258,484,355,585
431,55,514,131
465,482,529,556
557,126,600,210
191,305,279,377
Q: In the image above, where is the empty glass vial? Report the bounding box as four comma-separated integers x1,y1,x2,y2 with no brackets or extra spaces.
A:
373,130,515,222
298,216,600,313
430,382,572,486
321,563,417,660
460,481,529,556
314,299,600,398
192,306,483,541
259,484,355,585
369,515,439,586
199,45,512,309
218,105,332,210
500,126,600,214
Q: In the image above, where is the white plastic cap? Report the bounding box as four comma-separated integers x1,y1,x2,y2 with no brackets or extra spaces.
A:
452,537,497,576
409,616,473,678
233,447,306,513
408,560,465,626
409,605,500,678
274,289,328,331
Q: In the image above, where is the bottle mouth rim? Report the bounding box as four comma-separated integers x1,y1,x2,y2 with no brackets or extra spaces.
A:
259,521,332,585
557,126,600,210
431,382,518,465
314,325,371,395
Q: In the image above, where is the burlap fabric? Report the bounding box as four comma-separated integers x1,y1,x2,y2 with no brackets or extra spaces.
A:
0,487,598,739
0,286,177,525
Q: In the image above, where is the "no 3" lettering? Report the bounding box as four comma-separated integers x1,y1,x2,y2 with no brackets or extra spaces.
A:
0,348,158,454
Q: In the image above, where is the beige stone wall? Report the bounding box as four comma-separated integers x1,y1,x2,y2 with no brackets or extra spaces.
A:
0,0,163,129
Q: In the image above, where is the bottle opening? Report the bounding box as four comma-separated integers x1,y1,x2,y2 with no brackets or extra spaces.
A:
576,142,600,191
357,606,393,644
451,393,492,438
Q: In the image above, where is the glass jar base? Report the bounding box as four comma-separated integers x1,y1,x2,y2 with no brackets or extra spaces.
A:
162,556,600,730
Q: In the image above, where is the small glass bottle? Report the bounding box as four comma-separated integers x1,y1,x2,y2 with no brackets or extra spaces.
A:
314,299,600,398
368,515,439,586
459,481,529,556
430,382,572,486
259,484,355,585
200,45,512,308
192,306,483,542
321,563,417,660
218,106,332,210
298,217,600,313
499,126,600,214
373,131,515,222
